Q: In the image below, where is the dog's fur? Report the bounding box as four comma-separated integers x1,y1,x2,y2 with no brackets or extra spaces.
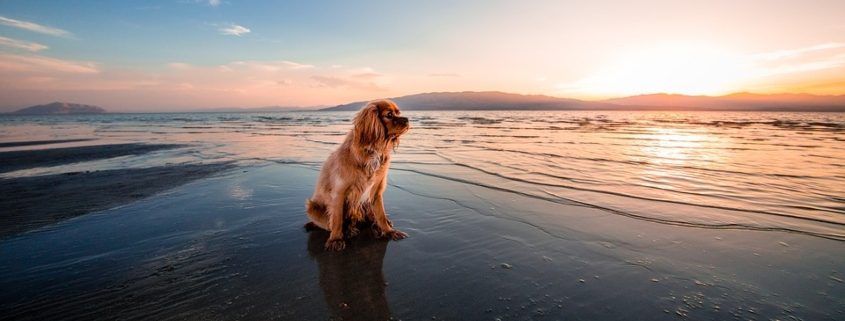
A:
306,99,410,251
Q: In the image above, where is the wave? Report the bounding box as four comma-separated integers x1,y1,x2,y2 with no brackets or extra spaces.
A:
388,164,845,241
461,144,838,180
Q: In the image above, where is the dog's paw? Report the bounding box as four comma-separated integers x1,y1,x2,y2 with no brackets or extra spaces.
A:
346,225,360,238
384,229,408,241
325,238,346,251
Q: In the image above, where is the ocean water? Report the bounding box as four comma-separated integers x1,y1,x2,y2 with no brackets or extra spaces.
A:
1,110,843,240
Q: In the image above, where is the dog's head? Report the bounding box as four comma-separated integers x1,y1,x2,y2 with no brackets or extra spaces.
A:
352,99,409,148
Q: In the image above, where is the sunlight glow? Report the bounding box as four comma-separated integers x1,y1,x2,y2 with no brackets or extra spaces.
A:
563,44,751,97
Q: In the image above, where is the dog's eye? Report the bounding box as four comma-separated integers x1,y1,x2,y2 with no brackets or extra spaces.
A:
386,112,393,118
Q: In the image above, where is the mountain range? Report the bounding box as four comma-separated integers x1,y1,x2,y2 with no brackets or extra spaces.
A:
8,92,845,114
323,91,617,111
604,92,845,111
323,91,845,112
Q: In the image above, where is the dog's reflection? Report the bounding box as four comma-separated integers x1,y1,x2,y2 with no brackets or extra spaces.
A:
307,227,391,321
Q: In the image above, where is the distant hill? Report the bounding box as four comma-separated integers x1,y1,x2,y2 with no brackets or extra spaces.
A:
323,91,845,112
10,92,845,113
13,102,106,115
605,93,845,111
321,91,617,111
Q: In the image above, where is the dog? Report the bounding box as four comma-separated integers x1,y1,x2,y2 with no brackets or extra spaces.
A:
305,99,410,251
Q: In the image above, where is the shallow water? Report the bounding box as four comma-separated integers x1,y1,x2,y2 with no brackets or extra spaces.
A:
2,110,843,240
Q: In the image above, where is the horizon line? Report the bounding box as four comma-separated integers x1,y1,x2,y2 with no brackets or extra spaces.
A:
5,89,845,114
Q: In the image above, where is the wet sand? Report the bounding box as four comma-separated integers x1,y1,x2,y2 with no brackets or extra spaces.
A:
0,163,233,239
1,163,842,320
0,143,187,173
0,138,97,148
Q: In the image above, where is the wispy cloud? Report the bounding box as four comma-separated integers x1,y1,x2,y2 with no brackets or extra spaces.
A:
754,42,845,61
753,42,845,77
310,75,350,88
0,36,48,52
1,57,397,110
189,0,221,7
311,71,387,91
0,53,98,73
0,16,72,38
349,67,383,79
428,73,461,78
219,24,250,36
225,60,313,71
758,54,845,76
281,60,314,69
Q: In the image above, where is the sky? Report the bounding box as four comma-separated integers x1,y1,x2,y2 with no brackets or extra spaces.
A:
1,0,844,111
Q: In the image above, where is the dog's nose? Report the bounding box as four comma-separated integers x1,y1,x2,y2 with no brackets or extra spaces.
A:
397,117,409,125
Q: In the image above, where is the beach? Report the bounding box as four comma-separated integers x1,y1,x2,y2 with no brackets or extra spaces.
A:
4,1,845,319
1,111,844,320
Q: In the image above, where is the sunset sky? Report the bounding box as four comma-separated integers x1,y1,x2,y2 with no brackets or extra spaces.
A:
1,0,844,111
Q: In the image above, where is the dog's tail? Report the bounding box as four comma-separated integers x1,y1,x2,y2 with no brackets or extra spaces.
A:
305,198,329,231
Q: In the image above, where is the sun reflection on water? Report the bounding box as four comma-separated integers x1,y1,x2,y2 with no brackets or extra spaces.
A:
641,127,709,166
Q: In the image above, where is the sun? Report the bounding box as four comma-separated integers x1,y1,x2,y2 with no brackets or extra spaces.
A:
566,43,751,97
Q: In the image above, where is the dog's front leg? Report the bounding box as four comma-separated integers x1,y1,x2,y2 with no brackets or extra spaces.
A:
325,187,348,251
371,179,407,241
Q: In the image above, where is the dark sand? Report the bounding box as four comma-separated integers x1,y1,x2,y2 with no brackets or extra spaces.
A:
0,163,233,239
0,138,97,148
1,163,842,320
0,143,187,173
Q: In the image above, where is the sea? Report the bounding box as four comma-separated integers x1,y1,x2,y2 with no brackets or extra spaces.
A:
1,110,843,240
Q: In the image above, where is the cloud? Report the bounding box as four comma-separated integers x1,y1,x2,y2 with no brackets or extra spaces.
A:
190,0,221,7
0,57,395,111
309,67,390,91
428,73,461,77
758,54,845,76
219,24,250,36
310,75,350,88
349,67,384,79
311,74,386,91
0,53,98,73
0,16,72,38
0,36,48,52
281,60,314,69
754,42,845,61
225,60,314,71
753,43,845,77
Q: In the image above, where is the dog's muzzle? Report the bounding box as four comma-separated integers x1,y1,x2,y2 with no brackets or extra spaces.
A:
395,116,409,127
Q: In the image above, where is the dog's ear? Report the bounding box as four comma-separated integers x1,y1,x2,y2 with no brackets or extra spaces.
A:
352,102,385,147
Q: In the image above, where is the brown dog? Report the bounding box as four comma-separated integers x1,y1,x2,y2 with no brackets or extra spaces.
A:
306,99,410,251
